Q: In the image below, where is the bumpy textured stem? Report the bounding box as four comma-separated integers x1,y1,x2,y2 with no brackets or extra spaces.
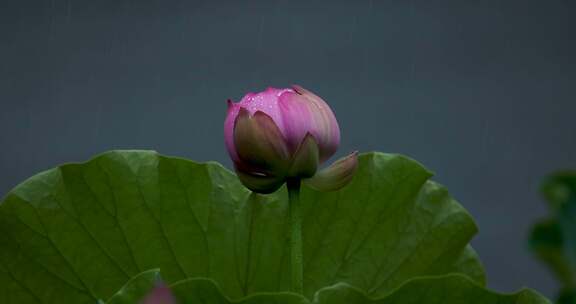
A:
287,178,303,294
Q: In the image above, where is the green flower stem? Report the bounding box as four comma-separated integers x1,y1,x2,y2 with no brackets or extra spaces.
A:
287,178,303,294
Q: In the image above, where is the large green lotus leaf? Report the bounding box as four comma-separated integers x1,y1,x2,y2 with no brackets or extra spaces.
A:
105,269,550,304
0,150,486,303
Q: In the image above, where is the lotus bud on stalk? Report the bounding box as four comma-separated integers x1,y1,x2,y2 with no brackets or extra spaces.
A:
224,85,358,194
224,85,358,295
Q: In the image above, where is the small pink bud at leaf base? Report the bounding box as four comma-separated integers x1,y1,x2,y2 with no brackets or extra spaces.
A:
224,86,356,193
140,282,177,304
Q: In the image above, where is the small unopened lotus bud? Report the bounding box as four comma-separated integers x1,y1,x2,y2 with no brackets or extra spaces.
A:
224,86,358,193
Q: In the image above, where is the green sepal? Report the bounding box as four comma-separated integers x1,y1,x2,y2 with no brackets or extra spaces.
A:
234,108,290,175
236,170,286,194
288,133,319,178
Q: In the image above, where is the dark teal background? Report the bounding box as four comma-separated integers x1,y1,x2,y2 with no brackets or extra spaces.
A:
1,0,575,297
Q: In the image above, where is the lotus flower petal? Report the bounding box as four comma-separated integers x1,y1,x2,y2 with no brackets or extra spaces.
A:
235,170,286,194
288,133,319,178
291,85,340,162
224,88,293,164
304,151,358,192
233,108,290,175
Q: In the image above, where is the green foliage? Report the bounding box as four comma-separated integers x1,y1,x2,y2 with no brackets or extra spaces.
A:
529,171,576,303
0,151,548,303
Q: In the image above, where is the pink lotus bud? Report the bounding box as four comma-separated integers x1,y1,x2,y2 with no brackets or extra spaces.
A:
224,85,358,193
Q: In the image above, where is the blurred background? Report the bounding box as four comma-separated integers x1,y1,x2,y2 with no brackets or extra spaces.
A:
1,0,575,298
